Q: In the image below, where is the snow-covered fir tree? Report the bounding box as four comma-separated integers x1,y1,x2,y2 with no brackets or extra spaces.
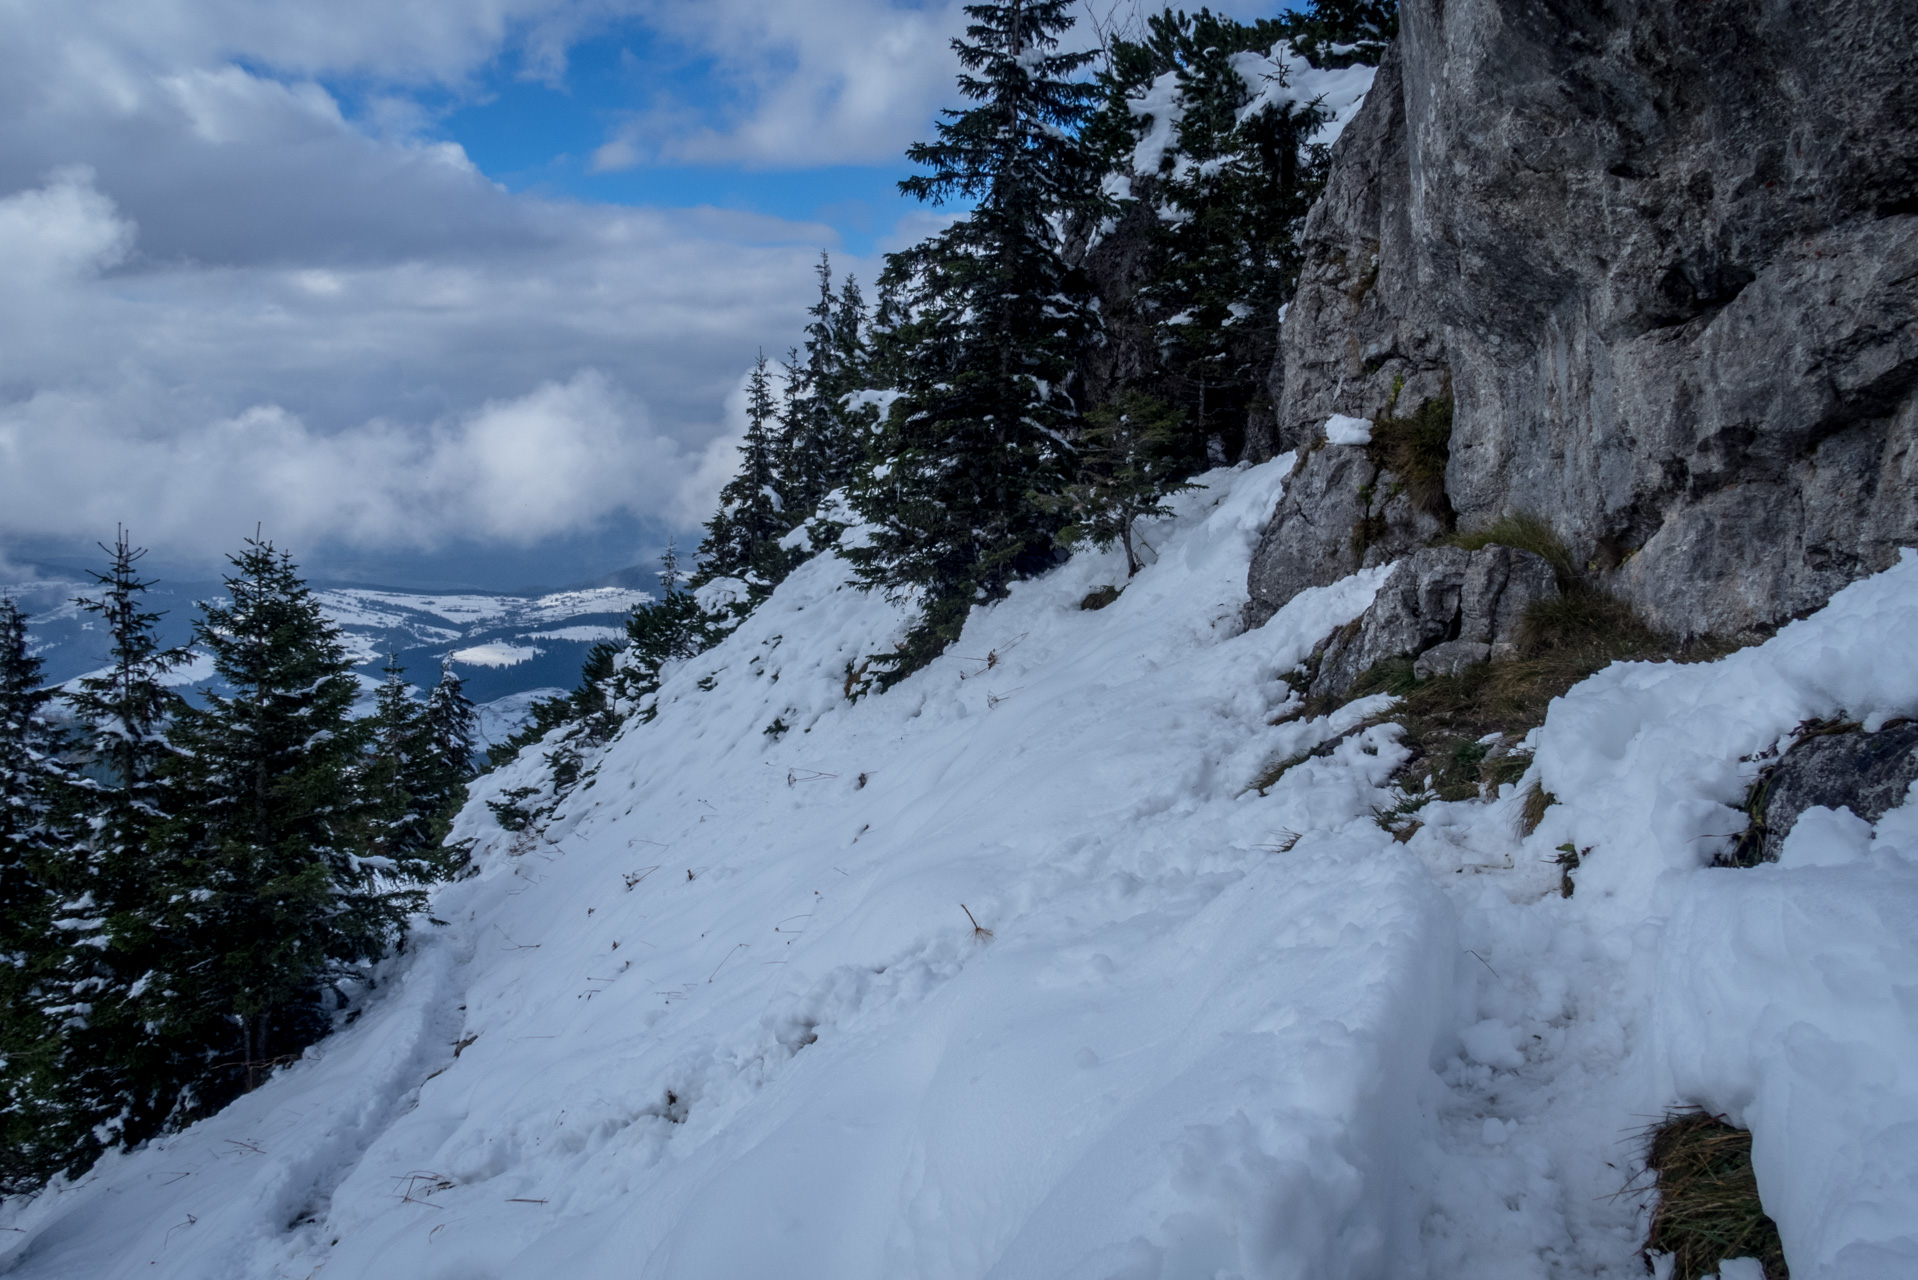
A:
1088,3,1389,464
365,657,467,883
0,598,64,1191
1040,391,1195,577
610,542,706,725
849,0,1105,677
31,533,196,1179
424,661,478,787
161,539,425,1109
697,353,793,597
776,255,868,521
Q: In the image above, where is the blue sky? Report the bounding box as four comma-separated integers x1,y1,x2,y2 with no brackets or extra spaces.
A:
404,25,925,257
323,18,926,258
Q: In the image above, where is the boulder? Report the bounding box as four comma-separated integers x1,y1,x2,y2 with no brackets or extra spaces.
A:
1733,721,1918,865
1308,544,1560,699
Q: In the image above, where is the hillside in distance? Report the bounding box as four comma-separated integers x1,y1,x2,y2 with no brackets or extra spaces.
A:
4,570,651,747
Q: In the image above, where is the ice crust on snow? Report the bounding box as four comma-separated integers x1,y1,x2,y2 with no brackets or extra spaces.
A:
3,468,1914,1280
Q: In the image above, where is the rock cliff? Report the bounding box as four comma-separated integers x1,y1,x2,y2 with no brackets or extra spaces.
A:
1248,0,1918,639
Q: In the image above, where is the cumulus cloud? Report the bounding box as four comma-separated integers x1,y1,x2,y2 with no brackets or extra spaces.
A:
0,166,133,279
587,0,1282,170
0,371,725,555
0,158,837,568
593,0,969,169
6,0,1275,580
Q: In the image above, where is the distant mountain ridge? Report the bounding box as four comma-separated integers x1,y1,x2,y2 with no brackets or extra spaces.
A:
2,573,650,749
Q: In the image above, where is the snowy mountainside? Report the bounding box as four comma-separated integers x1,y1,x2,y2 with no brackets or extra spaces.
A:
3,460,1915,1279
6,577,648,740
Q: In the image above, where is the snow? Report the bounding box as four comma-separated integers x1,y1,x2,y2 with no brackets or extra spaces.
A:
1127,43,1377,180
59,649,215,691
476,687,570,751
1323,414,1373,445
842,388,906,419
1127,70,1186,176
692,576,748,614
450,642,543,669
1231,45,1375,146
4,466,1914,1280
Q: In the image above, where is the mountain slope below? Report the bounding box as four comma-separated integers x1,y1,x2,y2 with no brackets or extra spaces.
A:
3,460,1915,1279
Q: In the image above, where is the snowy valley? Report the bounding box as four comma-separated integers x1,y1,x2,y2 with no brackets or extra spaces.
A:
5,575,651,747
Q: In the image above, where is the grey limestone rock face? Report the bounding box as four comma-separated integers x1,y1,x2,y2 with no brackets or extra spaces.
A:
1246,447,1372,627
1249,0,1918,637
1308,544,1559,699
1269,46,1451,455
1243,441,1451,630
1734,721,1918,865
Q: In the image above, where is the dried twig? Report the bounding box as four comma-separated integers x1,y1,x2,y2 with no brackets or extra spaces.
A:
960,903,994,941
707,943,749,983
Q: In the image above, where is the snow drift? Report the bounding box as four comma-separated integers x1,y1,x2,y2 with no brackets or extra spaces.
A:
2,459,1914,1278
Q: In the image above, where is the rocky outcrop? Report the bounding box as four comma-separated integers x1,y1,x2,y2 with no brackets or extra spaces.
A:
1732,721,1918,865
1249,0,1918,639
1245,437,1450,627
1308,544,1559,700
1268,47,1451,455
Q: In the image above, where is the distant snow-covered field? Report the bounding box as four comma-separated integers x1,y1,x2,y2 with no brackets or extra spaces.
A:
8,576,650,738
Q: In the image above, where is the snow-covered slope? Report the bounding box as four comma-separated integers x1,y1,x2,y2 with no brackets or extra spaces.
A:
3,460,1915,1279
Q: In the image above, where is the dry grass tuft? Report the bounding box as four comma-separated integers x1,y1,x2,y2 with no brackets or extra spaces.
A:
1448,513,1579,587
1366,396,1455,525
1520,781,1556,836
1642,1111,1788,1280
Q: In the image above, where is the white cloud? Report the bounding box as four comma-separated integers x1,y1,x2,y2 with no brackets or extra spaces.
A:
593,0,1287,170
0,1,1076,577
0,166,133,281
596,0,970,169
0,163,833,562
0,372,729,555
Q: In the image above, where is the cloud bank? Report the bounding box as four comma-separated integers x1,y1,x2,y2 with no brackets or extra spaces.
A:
0,0,1279,582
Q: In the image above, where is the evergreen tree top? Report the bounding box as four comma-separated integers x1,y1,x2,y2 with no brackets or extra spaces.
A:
901,0,1102,210
195,536,354,697
0,598,47,717
67,530,192,763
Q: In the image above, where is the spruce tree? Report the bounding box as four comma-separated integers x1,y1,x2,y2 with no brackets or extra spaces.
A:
364,657,465,883
608,542,705,725
850,0,1104,675
35,533,196,1174
832,272,868,384
0,598,63,1190
162,537,419,1105
1088,4,1392,463
777,255,869,521
424,662,478,786
696,353,793,595
1043,392,1195,576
